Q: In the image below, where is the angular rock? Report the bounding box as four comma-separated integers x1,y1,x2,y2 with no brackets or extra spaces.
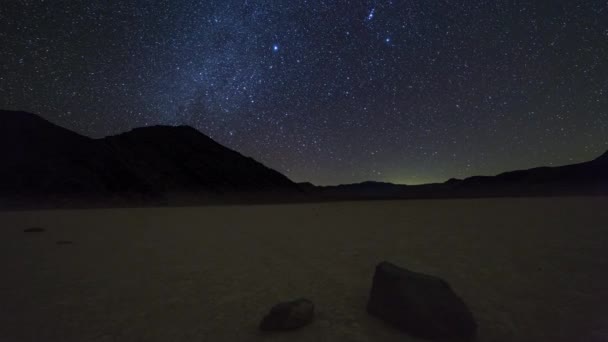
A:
259,298,314,331
23,227,45,233
367,261,477,339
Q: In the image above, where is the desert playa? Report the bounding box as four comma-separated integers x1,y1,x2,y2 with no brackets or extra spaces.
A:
1,197,607,341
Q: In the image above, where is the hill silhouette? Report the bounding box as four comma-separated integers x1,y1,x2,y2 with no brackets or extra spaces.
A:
1,110,607,208
318,151,608,199
0,110,300,207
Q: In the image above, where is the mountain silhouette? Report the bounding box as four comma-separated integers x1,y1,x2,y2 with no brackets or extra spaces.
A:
1,110,606,208
104,125,297,194
0,110,145,197
319,151,608,199
0,110,300,207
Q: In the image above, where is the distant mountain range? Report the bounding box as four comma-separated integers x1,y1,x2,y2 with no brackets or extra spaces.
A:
313,149,608,199
1,110,607,208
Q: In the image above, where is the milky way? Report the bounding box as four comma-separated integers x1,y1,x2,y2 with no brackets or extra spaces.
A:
1,1,607,185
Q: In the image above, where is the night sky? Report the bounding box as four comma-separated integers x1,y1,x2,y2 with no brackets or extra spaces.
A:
1,1,607,185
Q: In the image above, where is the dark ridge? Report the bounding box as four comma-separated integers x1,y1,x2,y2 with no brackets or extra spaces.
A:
102,124,297,193
317,150,608,200
593,150,608,163
0,110,146,197
0,110,301,208
1,110,607,209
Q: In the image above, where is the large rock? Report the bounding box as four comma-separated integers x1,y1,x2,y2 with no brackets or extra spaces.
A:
259,298,314,331
367,262,477,339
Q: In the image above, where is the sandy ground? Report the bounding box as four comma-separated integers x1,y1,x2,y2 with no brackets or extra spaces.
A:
1,197,607,342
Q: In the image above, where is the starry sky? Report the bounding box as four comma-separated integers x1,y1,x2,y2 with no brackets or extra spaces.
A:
1,1,607,185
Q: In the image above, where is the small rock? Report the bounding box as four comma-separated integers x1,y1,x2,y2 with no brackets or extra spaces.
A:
367,261,477,339
24,227,45,233
259,298,314,331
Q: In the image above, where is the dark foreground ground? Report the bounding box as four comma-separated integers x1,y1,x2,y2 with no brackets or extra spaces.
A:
0,197,607,341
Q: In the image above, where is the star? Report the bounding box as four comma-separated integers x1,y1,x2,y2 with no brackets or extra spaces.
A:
1,1,605,186
367,8,376,21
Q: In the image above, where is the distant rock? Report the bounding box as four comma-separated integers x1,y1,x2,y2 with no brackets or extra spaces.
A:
23,227,45,233
367,262,477,339
259,298,314,331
